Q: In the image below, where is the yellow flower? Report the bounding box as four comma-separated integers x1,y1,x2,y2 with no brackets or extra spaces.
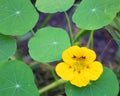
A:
55,46,103,87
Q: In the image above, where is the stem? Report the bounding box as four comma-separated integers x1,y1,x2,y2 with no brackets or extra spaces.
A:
39,79,66,94
31,29,35,36
16,30,33,42
29,62,40,69
29,62,58,80
98,39,112,61
64,11,73,43
87,30,94,48
9,56,16,60
44,63,58,81
40,14,54,28
73,29,85,43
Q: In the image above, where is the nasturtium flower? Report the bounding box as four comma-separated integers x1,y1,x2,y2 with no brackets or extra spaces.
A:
55,46,103,87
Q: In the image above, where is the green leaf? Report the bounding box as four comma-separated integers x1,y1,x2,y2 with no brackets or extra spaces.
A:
65,67,119,96
28,27,71,62
73,0,120,30
0,60,39,96
35,0,75,13
0,0,39,35
0,35,16,62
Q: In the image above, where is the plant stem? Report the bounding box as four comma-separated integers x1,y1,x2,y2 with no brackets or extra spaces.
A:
40,14,54,28
29,62,58,80
87,30,94,48
44,63,58,81
39,79,66,94
64,11,73,43
73,29,85,43
9,56,16,60
31,29,35,36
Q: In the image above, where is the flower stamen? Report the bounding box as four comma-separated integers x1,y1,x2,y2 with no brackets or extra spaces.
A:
72,55,77,59
78,70,81,74
80,56,86,59
69,65,72,69
86,65,90,69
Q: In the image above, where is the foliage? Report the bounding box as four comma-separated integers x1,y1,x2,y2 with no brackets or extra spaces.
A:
0,0,38,35
0,60,39,96
0,0,120,96
35,0,74,13
28,27,71,62
73,0,120,30
0,35,16,62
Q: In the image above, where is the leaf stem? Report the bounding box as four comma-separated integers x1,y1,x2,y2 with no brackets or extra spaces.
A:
31,29,35,36
44,63,59,81
73,29,85,43
39,79,66,94
30,62,58,80
40,14,54,28
87,30,94,48
64,11,73,44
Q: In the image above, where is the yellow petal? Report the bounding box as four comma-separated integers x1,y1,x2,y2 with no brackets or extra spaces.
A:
62,46,81,64
70,70,90,87
55,62,74,80
86,61,103,80
80,47,96,64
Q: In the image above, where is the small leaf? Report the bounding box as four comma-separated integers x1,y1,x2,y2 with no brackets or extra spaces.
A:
0,35,16,62
73,0,120,30
28,27,71,62
0,60,39,96
0,0,39,35
65,67,119,96
35,0,75,13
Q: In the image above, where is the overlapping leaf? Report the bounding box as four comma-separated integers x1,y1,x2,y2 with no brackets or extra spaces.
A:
28,27,71,62
0,60,39,96
73,0,120,30
35,0,75,13
0,0,39,35
0,35,16,62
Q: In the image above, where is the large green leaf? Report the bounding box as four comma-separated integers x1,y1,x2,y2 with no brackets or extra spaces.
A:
0,0,39,35
65,67,119,96
35,0,75,13
73,0,120,30
28,27,71,62
0,35,16,62
0,60,39,96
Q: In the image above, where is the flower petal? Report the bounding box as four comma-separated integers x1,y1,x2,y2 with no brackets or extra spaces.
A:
62,46,81,64
87,61,103,80
55,62,74,80
70,71,90,87
80,47,96,64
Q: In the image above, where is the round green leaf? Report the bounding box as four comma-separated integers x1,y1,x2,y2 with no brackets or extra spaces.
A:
0,60,39,96
73,0,120,30
35,0,75,13
0,0,39,35
28,27,71,62
0,35,16,62
65,67,119,96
